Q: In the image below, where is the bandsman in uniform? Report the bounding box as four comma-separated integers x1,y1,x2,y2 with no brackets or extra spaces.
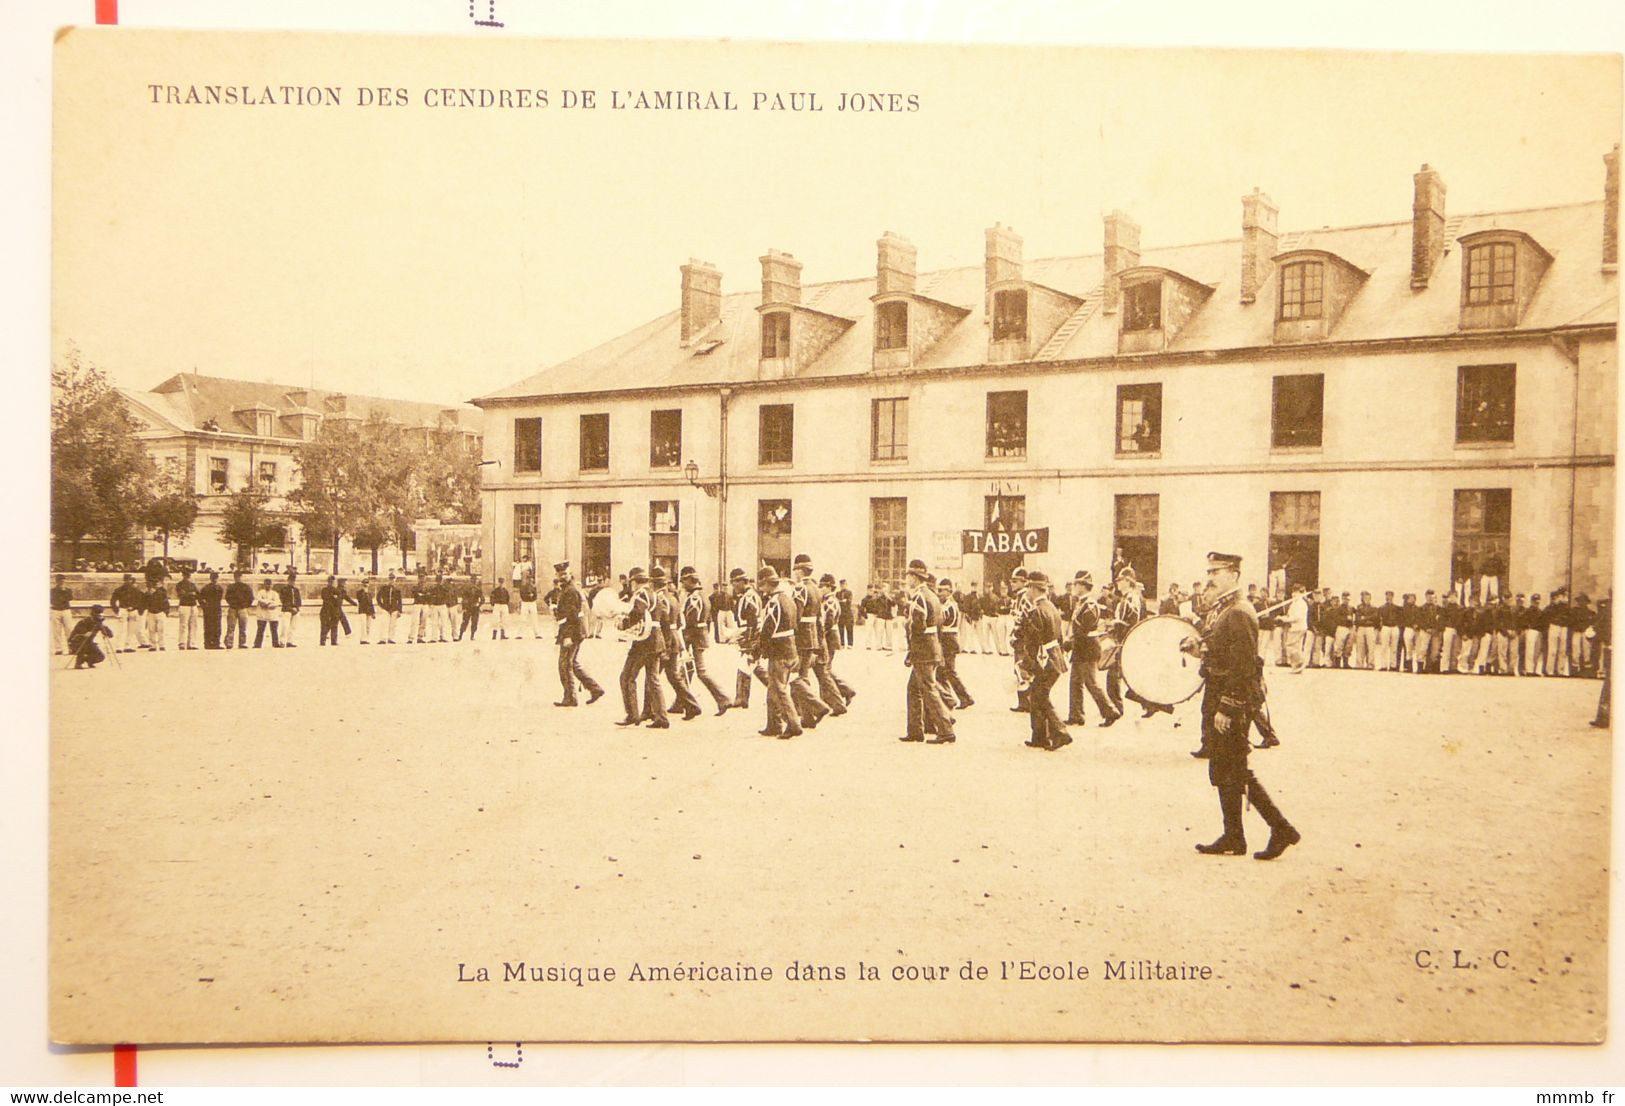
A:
754,564,803,739
1019,571,1071,750
900,559,955,744
51,574,74,655
378,572,403,644
682,566,733,715
174,567,198,650
615,566,669,729
790,554,842,720
1066,570,1121,727
820,572,858,708
934,576,973,710
729,567,765,710
552,561,603,707
647,566,702,721
198,570,224,649
1007,566,1032,711
1190,552,1300,860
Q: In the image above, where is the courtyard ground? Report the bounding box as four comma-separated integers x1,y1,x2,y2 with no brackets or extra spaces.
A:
49,630,1610,1043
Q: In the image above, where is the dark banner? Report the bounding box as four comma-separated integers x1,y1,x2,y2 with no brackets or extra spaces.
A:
962,527,1049,555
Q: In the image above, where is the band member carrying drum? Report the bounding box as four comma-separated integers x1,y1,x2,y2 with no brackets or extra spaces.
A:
1188,551,1300,861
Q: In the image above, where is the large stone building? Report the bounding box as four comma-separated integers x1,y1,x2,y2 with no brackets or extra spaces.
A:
474,153,1619,600
119,373,482,572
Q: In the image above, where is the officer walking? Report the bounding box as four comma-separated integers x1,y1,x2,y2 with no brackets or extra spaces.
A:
1192,552,1300,860
552,562,603,707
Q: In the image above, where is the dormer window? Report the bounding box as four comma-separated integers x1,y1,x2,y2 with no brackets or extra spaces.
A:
255,411,273,436
1464,242,1516,306
1123,281,1162,331
992,290,1027,342
1278,261,1324,320
761,312,791,359
875,301,908,351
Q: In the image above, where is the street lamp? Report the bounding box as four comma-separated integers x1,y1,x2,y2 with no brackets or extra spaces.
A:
683,459,720,498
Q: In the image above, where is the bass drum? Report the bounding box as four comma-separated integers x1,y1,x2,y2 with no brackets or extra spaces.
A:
1118,614,1205,706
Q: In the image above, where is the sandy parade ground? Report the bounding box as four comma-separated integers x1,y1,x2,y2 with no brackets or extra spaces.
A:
49,625,1609,1044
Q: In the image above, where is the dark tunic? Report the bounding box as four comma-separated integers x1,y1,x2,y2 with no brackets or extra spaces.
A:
1201,592,1261,787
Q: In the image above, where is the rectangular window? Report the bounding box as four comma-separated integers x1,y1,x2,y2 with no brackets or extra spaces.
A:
1464,242,1516,306
1116,383,1163,454
981,494,1027,591
761,312,791,359
649,409,682,468
759,404,794,465
513,416,542,473
1278,261,1324,320
871,397,909,461
870,497,908,587
257,461,277,489
1453,489,1511,591
1123,281,1162,332
758,499,792,577
985,390,1028,459
992,289,1028,342
581,503,612,583
209,456,229,493
1456,364,1516,444
1113,493,1159,598
513,503,540,565
579,413,609,472
649,500,680,577
1269,491,1321,591
1272,374,1325,448
875,301,909,351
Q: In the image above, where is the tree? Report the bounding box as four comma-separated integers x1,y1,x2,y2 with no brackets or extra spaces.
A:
143,468,200,558
288,419,370,567
218,488,283,568
51,347,157,562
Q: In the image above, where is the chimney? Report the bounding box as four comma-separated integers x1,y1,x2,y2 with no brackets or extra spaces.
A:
679,259,722,343
1102,210,1141,315
760,250,802,306
1411,163,1447,290
877,232,917,295
1240,189,1279,305
1604,144,1619,272
984,224,1023,288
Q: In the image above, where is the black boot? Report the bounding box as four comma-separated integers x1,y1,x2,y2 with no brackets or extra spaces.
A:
1010,689,1030,713
1248,778,1301,860
1195,783,1246,855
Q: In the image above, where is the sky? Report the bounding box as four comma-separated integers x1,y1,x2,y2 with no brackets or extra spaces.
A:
49,24,1623,410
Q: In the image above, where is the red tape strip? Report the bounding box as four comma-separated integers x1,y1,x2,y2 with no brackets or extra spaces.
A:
95,0,117,24
114,1045,137,1087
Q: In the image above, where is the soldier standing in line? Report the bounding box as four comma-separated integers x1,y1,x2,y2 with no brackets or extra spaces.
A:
1066,571,1120,727
377,572,403,644
280,571,304,648
143,579,169,651
1191,552,1299,861
681,567,733,716
174,567,198,650
440,574,460,642
51,574,74,655
224,570,253,650
458,576,483,642
110,573,144,653
1354,592,1381,670
355,577,377,643
615,567,669,729
198,570,224,650
488,577,511,640
820,572,859,708
788,554,837,724
552,562,603,707
252,577,281,648
1523,593,1547,676
318,575,345,646
729,567,765,710
900,559,955,745
753,564,802,739
1019,571,1070,751
1413,590,1442,673
518,574,541,639
1377,591,1402,671
934,576,973,710
836,579,855,649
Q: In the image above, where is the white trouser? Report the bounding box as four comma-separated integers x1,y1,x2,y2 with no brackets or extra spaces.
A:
385,610,399,641
490,605,507,635
123,610,145,649
521,600,539,636
1546,627,1570,675
361,613,375,640
144,611,166,648
52,610,73,652
1522,628,1543,674
176,606,196,648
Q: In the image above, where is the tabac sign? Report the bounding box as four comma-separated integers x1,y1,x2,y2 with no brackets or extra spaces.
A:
962,527,1050,555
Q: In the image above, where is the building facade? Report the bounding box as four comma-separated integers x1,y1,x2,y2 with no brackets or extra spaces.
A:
118,373,483,573
475,153,1619,600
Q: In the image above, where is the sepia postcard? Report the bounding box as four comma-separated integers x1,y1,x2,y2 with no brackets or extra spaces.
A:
48,26,1620,1045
